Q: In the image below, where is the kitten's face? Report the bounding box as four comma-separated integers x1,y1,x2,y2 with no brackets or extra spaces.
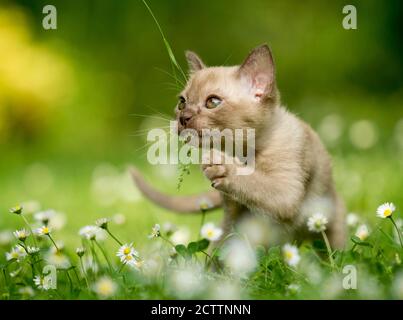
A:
175,45,277,136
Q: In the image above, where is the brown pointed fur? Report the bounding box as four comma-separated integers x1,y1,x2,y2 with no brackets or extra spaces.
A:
131,44,346,248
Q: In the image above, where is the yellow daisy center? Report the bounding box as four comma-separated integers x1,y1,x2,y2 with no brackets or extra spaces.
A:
285,251,293,260
383,209,392,217
123,248,130,255
43,227,49,234
125,254,133,261
99,283,112,295
207,230,214,238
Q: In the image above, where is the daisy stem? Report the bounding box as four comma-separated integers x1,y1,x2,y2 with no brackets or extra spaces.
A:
201,250,221,271
47,234,59,252
389,217,403,248
118,262,127,274
20,215,37,247
2,268,8,287
90,241,102,273
106,229,123,246
198,210,206,240
160,234,175,247
321,231,335,269
65,269,73,293
72,266,81,288
94,240,114,274
79,257,90,290
19,243,37,276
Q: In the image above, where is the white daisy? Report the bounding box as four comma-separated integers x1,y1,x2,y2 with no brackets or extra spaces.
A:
113,213,126,225
9,205,23,215
45,250,71,269
121,254,141,269
47,212,66,231
33,210,66,231
13,229,30,242
170,228,191,245
201,222,223,241
148,224,161,239
95,218,109,230
222,239,257,276
163,222,177,235
307,213,328,233
78,225,106,241
93,276,117,298
34,209,55,225
76,247,85,257
198,197,214,211
168,265,205,298
346,213,360,227
116,243,138,261
0,230,13,246
282,244,301,267
355,224,370,241
33,275,51,291
26,246,40,255
20,200,41,215
6,246,26,262
376,202,396,219
35,225,51,236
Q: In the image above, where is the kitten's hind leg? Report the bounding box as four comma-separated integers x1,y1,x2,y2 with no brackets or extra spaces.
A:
328,193,346,249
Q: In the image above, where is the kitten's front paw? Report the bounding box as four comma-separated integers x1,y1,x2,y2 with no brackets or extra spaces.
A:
201,150,238,191
203,164,230,189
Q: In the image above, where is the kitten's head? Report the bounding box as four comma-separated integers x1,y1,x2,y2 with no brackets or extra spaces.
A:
175,44,279,135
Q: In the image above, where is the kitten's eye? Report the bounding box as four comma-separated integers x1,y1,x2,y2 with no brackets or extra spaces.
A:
205,96,222,109
177,97,186,110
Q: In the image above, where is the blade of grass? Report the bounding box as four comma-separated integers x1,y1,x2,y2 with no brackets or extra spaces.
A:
142,0,187,81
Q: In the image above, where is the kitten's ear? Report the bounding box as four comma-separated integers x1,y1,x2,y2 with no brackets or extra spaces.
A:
238,44,275,101
185,51,206,73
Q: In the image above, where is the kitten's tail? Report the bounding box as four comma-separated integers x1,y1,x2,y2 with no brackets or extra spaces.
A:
130,167,222,213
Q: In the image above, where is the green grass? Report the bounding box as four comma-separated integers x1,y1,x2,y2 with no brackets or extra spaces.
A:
0,146,402,299
0,0,402,300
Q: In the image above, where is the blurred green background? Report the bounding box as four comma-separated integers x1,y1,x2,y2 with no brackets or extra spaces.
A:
0,0,402,249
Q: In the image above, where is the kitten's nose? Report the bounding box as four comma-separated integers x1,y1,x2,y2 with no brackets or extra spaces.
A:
179,113,192,126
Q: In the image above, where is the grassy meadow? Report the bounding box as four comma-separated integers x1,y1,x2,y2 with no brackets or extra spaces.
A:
0,0,402,300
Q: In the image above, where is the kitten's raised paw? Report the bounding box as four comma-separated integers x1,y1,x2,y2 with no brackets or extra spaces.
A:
203,165,227,180
202,164,233,191
201,149,239,191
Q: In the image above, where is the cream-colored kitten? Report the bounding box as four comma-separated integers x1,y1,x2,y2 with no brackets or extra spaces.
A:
131,44,346,248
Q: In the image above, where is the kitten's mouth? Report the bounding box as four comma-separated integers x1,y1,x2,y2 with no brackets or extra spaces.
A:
176,120,202,137
177,126,202,138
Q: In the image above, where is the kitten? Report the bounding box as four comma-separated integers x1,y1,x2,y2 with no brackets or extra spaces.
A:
131,44,346,248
